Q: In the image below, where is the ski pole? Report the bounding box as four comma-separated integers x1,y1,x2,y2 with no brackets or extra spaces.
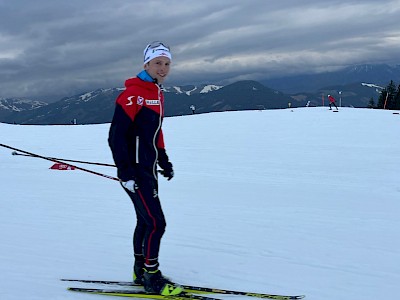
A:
11,151,116,167
0,143,119,181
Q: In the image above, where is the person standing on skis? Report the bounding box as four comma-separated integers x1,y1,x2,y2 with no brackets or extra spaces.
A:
108,41,182,296
328,94,339,110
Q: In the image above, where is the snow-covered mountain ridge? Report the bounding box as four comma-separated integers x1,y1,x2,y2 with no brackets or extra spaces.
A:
0,66,398,124
0,98,48,112
167,84,223,95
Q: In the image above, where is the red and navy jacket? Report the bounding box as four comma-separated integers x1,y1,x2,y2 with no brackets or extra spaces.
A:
328,95,336,103
108,72,172,182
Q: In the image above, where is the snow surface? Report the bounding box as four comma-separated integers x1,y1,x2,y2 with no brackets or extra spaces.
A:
0,107,399,300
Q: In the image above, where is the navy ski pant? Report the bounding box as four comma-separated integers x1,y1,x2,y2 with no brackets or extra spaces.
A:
122,176,166,267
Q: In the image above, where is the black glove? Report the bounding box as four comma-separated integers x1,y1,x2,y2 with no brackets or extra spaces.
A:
157,148,173,180
158,168,174,180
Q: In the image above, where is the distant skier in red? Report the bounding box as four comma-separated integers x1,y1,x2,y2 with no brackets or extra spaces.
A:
328,95,338,110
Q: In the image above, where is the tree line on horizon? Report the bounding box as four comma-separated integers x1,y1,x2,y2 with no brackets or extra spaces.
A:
369,80,400,110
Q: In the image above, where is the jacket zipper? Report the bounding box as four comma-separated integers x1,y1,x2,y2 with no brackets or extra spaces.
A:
152,85,162,179
136,136,139,163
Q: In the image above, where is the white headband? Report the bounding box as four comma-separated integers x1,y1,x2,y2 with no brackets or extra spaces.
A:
143,44,172,65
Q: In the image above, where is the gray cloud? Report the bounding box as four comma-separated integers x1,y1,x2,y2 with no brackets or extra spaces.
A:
0,0,399,101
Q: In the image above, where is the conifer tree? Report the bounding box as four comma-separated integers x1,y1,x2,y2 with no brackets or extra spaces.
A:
377,90,386,109
368,98,375,108
378,80,397,109
394,84,400,110
386,80,397,109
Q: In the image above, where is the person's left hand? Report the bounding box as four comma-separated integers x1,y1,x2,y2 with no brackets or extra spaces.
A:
158,168,174,180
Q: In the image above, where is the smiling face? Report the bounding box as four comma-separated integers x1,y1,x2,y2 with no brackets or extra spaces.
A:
144,56,171,84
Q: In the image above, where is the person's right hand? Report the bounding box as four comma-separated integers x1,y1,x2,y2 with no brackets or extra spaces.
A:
121,180,136,193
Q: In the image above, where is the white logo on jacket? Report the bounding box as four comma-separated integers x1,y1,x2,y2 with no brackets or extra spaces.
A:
146,99,160,105
126,96,135,106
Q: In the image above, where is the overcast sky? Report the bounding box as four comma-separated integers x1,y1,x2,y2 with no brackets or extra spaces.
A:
1,0,400,101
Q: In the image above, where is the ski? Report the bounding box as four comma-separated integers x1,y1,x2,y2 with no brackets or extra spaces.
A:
68,287,220,300
62,279,305,300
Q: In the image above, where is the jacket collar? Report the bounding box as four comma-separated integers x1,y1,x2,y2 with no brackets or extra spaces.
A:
137,70,154,82
137,70,165,89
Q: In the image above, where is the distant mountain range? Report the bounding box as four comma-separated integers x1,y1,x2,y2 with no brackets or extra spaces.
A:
263,63,400,93
0,98,47,113
1,64,399,125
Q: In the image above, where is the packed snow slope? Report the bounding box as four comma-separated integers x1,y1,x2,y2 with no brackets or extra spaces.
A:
1,107,399,300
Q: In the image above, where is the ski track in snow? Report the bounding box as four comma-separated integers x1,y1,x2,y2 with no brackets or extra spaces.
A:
1,107,399,300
